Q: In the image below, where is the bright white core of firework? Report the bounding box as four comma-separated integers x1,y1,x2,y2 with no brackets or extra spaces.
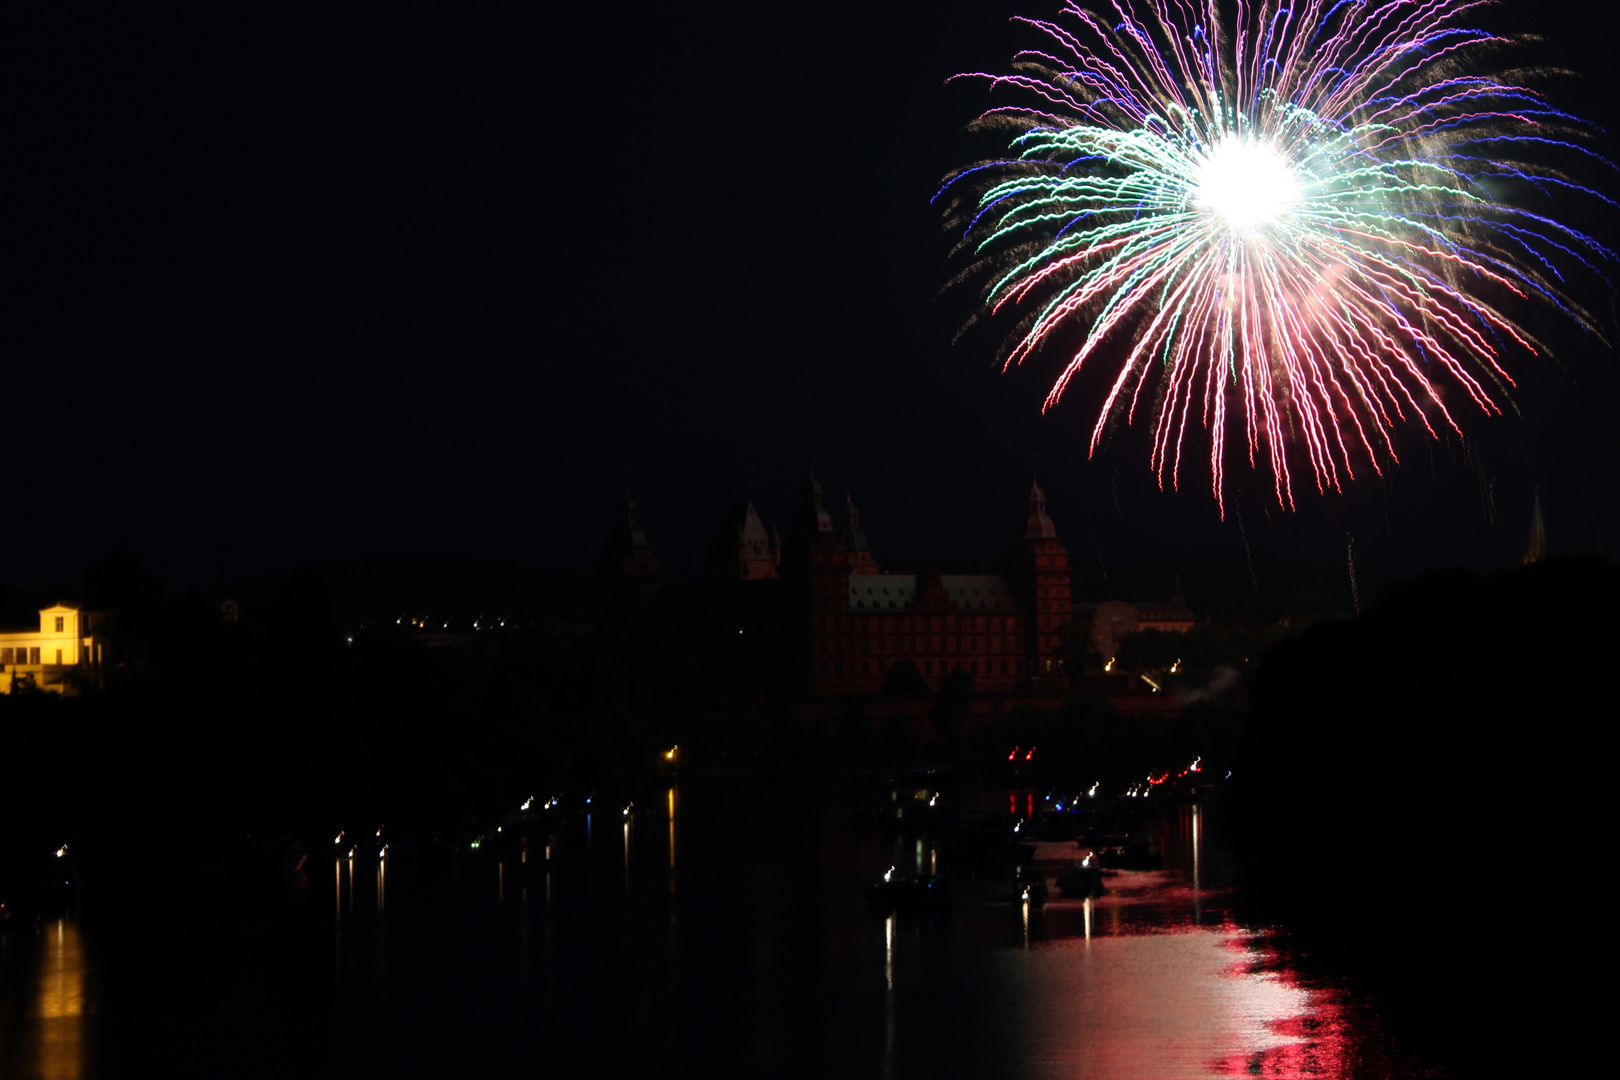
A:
1191,135,1301,232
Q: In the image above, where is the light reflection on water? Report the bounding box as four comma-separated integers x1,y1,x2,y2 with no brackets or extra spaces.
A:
0,795,1400,1077
14,920,92,1080
990,928,1350,1079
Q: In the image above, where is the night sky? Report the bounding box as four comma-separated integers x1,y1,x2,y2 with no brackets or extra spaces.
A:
4,1,1616,593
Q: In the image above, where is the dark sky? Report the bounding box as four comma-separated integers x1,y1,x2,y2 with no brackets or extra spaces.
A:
4,1,1616,593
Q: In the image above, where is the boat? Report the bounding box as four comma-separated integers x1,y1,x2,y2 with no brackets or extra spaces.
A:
867,868,951,913
1055,860,1106,898
1012,870,1048,905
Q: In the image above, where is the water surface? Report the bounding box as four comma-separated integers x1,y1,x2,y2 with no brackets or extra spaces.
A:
0,792,1406,1078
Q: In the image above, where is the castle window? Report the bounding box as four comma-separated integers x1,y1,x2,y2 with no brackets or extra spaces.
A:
30,648,40,664
54,617,65,632
1,648,10,664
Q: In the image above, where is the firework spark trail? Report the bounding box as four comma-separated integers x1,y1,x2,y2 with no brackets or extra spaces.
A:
939,0,1612,515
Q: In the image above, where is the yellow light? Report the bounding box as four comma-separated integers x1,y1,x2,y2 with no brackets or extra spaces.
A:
1104,657,1115,672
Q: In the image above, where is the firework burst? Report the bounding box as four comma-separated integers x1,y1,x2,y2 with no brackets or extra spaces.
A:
939,0,1613,514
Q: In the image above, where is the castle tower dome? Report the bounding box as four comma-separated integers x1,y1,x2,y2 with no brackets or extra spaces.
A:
1023,478,1059,539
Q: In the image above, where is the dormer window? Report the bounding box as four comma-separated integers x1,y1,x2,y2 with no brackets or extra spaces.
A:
54,617,64,632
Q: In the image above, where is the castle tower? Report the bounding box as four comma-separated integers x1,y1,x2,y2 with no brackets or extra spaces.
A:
1008,478,1071,680
594,492,660,623
784,473,865,690
839,494,878,575
708,500,779,581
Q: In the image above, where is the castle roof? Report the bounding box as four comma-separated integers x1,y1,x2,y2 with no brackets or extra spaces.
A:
846,573,1021,615
941,575,1022,614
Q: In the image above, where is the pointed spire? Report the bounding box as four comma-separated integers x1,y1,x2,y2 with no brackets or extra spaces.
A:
803,471,824,510
840,492,869,551
1524,489,1547,564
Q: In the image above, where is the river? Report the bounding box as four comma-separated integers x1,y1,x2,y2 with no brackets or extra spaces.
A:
0,787,1413,1078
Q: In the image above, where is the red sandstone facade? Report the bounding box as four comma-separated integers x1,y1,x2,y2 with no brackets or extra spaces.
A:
785,477,1072,697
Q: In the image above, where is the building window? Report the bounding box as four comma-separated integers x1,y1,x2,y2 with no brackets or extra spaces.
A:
54,617,64,632
1,648,10,664
55,649,63,665
29,648,40,665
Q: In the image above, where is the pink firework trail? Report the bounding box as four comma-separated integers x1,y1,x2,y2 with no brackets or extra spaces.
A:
938,0,1613,514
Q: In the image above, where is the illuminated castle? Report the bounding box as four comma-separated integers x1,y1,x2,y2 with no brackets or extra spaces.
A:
594,476,1197,704
781,476,1072,695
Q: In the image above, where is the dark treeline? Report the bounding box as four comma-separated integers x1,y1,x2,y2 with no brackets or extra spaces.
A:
1237,554,1613,1076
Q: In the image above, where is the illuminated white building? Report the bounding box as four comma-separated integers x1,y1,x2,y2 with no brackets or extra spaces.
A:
0,603,110,694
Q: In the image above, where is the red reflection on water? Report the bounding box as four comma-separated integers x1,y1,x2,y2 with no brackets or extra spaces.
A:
1206,935,1367,1079
1005,921,1390,1079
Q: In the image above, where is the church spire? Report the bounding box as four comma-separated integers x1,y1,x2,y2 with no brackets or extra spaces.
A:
1524,489,1547,564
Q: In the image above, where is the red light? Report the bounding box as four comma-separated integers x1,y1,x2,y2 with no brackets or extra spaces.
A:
1009,746,1018,761
1025,747,1036,761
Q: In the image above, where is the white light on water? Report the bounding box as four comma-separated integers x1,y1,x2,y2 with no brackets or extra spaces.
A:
1192,136,1301,232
